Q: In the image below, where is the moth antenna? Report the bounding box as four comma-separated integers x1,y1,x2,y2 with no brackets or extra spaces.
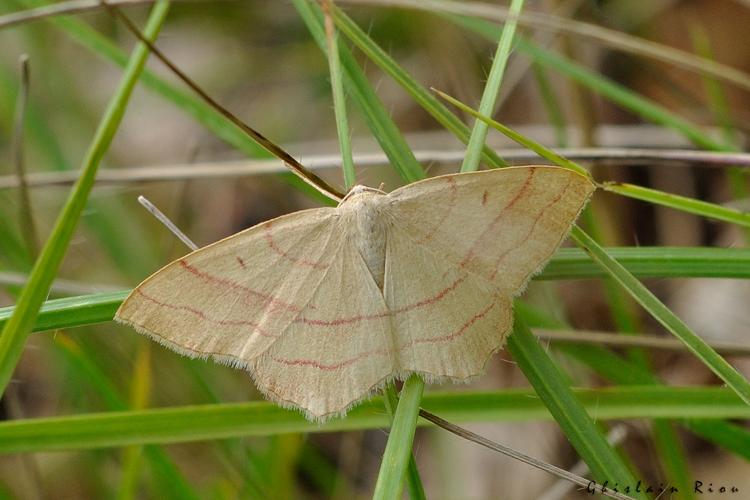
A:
418,410,634,500
137,195,198,251
98,0,346,203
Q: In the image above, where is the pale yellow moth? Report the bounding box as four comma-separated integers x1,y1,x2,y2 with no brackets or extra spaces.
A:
115,166,594,420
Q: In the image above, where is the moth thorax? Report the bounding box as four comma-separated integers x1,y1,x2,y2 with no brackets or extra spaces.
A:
345,192,387,290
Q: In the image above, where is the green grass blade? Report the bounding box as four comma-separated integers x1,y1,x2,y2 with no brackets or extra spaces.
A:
118,444,144,500
54,335,222,499
527,306,747,470
0,290,126,333
293,0,424,183
0,23,160,280
689,24,750,240
514,37,729,151
0,63,67,171
83,200,161,279
371,0,750,93
543,247,750,280
11,55,38,259
683,419,750,461
460,0,523,172
0,386,745,454
0,0,172,397
584,205,687,489
298,443,343,498
507,314,643,494
435,88,587,175
14,0,268,159
544,317,750,470
144,446,201,500
382,385,426,500
521,306,693,496
531,61,567,147
373,375,424,500
603,182,750,229
564,346,750,466
331,5,505,168
54,334,130,411
14,0,344,218
437,90,750,233
689,24,740,148
0,199,31,271
571,226,750,406
117,345,151,500
651,420,694,499
323,0,356,190
447,14,731,152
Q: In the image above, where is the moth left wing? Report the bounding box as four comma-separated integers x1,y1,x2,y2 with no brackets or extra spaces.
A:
114,207,344,369
116,206,398,420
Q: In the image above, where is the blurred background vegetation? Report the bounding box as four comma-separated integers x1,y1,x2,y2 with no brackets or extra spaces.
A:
1,0,749,498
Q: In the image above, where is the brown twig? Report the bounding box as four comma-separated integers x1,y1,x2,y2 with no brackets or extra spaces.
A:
98,0,346,202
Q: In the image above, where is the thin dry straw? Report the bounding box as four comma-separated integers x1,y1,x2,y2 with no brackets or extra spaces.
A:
0,0,208,30
538,425,629,500
418,410,635,500
4,147,750,189
537,329,750,357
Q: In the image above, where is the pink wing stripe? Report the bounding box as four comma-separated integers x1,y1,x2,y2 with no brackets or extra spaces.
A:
272,298,499,371
270,347,392,371
460,168,536,267
179,260,307,313
147,268,467,326
415,176,458,243
489,176,575,281
410,300,496,345
295,274,468,326
263,222,330,270
134,288,278,338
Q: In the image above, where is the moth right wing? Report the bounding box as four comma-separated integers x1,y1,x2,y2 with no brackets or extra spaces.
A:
381,219,513,381
385,166,594,295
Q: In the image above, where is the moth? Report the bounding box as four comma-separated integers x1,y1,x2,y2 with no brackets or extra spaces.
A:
115,165,594,420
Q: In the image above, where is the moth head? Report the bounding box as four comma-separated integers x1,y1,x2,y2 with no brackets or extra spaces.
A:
339,184,387,206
